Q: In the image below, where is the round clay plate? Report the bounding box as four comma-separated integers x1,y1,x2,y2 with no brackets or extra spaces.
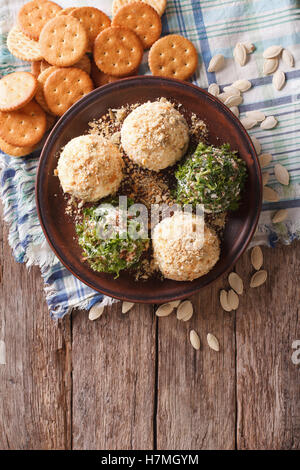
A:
36,76,262,303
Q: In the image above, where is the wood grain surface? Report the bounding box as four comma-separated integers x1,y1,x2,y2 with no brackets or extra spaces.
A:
0,204,299,449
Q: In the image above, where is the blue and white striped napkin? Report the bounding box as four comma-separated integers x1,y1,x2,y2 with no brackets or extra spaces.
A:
0,0,299,319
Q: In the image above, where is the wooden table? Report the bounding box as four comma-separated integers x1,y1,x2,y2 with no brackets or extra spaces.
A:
0,208,299,450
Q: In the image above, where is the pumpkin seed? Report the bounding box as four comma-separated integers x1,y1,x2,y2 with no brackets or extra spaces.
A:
0,340,6,365
207,54,225,72
263,57,279,75
241,117,257,130
156,303,174,317
228,272,243,295
228,289,239,310
262,172,270,186
259,153,272,168
220,289,232,312
251,136,261,155
169,300,181,308
122,301,134,314
251,246,263,271
223,85,241,96
208,83,220,96
274,163,289,185
233,42,247,66
207,333,220,352
282,48,294,67
232,79,252,92
246,110,266,121
217,92,231,103
190,330,200,350
263,186,279,202
272,209,288,223
273,70,285,90
263,45,283,59
177,300,193,321
243,42,255,54
260,116,278,130
230,106,239,117
250,270,268,288
89,303,105,321
224,94,243,106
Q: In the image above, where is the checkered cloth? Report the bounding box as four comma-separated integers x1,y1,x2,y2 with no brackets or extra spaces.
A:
1,0,300,319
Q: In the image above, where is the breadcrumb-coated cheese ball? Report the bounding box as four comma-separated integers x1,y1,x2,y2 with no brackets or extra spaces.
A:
121,100,189,172
57,134,123,202
152,213,220,281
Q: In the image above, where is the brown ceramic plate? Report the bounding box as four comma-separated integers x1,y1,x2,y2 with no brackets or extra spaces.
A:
36,76,262,303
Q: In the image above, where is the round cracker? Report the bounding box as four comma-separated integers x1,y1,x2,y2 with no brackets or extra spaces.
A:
18,0,62,41
0,136,36,157
0,100,46,147
0,71,38,112
39,15,88,67
7,26,43,62
70,7,111,48
44,68,94,116
112,0,166,17
31,60,42,77
112,2,161,49
35,66,59,115
94,26,143,77
148,34,198,80
91,59,121,87
57,7,76,16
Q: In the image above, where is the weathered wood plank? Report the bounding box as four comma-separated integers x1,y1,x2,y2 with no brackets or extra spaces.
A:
0,210,72,450
72,303,156,450
236,242,300,450
156,274,236,450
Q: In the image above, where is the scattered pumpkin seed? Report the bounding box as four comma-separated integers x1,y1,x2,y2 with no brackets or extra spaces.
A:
259,153,272,168
230,106,239,117
251,136,261,155
263,186,279,202
250,270,268,288
89,303,105,321
251,246,263,270
228,272,243,295
228,289,239,310
274,163,289,186
282,48,294,67
232,79,252,91
233,42,247,66
207,54,225,72
169,300,181,308
177,300,193,321
156,303,174,317
260,116,278,129
223,85,241,96
263,45,283,59
224,94,243,106
220,289,232,312
273,70,286,90
190,330,201,350
208,83,220,96
263,57,279,75
207,333,220,351
241,117,257,130
262,172,270,186
243,42,255,54
217,92,231,103
246,110,266,121
272,209,288,223
122,301,134,314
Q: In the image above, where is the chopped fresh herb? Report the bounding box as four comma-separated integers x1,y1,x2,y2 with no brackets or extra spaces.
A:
175,142,247,212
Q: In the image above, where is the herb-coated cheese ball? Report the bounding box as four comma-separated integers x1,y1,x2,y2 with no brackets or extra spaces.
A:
121,100,189,172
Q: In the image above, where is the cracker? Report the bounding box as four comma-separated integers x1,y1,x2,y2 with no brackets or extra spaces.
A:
112,0,166,17
7,26,43,62
18,0,62,41
44,67,94,116
0,71,38,112
35,66,59,115
39,15,88,67
112,2,161,49
91,59,121,87
0,100,46,147
40,59,51,73
148,34,198,80
94,26,143,77
58,7,76,16
31,60,42,77
70,7,111,48
0,136,36,158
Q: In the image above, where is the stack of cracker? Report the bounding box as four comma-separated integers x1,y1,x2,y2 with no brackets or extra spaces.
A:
1,0,198,157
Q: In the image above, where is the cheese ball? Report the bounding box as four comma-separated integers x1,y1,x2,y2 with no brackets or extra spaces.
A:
57,134,123,202
121,100,189,172
152,213,220,281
